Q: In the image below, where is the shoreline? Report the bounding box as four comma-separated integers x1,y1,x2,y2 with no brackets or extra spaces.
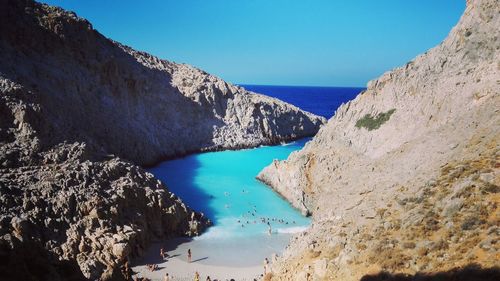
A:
141,135,317,168
131,239,278,280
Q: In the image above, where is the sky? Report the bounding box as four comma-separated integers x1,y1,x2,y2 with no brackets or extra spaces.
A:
41,0,465,87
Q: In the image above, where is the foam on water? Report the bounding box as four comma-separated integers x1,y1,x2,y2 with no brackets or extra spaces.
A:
276,226,310,234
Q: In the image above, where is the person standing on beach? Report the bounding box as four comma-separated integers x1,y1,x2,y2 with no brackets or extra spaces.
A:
160,247,165,259
194,271,200,281
263,258,269,274
163,273,170,281
188,248,192,263
123,260,131,280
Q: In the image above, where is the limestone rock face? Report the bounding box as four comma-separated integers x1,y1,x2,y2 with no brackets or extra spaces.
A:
0,0,325,280
0,0,325,167
0,136,210,280
258,0,500,279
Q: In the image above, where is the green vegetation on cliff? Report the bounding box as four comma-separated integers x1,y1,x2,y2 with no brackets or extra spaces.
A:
355,109,396,131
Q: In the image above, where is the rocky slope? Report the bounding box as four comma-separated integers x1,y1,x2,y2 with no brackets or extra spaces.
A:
0,0,325,280
0,142,208,281
258,0,500,279
0,0,325,167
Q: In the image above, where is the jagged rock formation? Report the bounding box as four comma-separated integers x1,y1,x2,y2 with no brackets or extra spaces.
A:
0,0,324,167
0,141,209,281
0,0,325,280
258,0,500,279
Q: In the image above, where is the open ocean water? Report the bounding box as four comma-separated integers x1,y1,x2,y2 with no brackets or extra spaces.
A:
240,85,364,118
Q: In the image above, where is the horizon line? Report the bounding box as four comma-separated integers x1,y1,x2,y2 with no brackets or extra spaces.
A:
236,83,366,89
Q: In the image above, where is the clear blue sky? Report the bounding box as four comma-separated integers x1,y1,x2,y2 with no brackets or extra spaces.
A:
41,0,464,87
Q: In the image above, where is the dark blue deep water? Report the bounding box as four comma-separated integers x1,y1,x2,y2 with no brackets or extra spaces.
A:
240,85,364,118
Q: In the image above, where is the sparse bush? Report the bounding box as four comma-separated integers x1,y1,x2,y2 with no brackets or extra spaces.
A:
355,109,396,131
461,216,479,230
357,243,368,250
402,241,416,249
417,246,429,256
432,239,449,251
482,183,500,194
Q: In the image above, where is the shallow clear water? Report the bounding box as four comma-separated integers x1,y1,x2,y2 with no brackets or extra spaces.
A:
148,138,311,266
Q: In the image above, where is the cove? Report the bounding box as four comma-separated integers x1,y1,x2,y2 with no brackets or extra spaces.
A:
147,138,311,269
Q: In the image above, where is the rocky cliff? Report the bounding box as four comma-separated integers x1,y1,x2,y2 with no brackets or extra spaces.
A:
0,0,325,280
258,0,499,279
0,0,325,167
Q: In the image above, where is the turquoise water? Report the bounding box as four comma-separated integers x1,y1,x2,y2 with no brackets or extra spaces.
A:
145,86,362,268
149,138,311,239
147,139,311,266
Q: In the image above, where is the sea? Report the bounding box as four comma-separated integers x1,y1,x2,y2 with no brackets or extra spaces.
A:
241,85,364,118
146,86,363,269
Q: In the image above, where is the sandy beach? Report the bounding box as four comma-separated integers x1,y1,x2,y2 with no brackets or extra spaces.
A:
131,236,283,280
134,141,312,280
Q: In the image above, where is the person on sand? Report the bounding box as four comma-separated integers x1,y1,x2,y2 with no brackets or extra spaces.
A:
263,258,269,274
206,276,211,281
194,271,200,281
123,260,131,279
188,248,192,263
163,273,170,281
160,247,166,259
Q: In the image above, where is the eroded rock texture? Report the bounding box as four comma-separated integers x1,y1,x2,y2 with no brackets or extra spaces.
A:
258,0,500,279
0,0,325,280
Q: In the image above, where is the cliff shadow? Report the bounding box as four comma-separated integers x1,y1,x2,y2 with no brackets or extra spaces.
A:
132,237,211,263
359,264,500,281
0,238,87,281
148,153,218,224
0,0,225,166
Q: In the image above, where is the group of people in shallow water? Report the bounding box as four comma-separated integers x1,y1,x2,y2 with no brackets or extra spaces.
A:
238,211,297,234
133,188,283,280
225,189,298,232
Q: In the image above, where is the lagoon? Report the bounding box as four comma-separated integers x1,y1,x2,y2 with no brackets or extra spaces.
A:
147,138,311,268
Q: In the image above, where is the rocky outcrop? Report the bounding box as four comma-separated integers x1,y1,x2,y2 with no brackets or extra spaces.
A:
0,0,325,167
0,0,325,280
0,98,209,279
258,0,500,279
